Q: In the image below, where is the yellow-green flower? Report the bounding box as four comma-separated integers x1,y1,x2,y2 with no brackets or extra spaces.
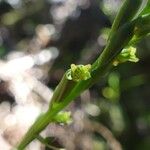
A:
113,46,139,66
53,111,72,124
67,64,91,82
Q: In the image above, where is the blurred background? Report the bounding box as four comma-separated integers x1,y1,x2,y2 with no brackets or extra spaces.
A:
0,0,150,150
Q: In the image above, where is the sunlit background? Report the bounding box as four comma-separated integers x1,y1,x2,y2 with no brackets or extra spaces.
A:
0,0,150,150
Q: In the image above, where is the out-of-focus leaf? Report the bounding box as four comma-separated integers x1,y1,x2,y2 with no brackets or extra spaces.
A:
140,0,150,16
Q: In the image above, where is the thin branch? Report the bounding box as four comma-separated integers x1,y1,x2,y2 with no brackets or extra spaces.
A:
37,135,63,150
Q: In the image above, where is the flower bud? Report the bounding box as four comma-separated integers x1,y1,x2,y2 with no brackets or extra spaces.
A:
113,46,139,66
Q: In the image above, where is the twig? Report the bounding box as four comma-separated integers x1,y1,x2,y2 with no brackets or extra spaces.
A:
37,135,62,150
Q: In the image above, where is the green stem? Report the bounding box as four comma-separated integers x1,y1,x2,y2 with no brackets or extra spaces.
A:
16,19,144,150
16,111,53,150
109,0,142,38
129,14,150,45
16,1,150,149
51,20,136,111
49,71,76,107
37,135,62,150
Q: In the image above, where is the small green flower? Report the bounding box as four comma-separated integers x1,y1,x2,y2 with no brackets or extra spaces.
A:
53,111,72,124
113,46,139,66
67,64,91,82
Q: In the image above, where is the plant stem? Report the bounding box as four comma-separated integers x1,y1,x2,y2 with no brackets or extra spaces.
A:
16,111,54,150
37,135,62,150
109,0,142,38
17,18,137,150
16,1,150,149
